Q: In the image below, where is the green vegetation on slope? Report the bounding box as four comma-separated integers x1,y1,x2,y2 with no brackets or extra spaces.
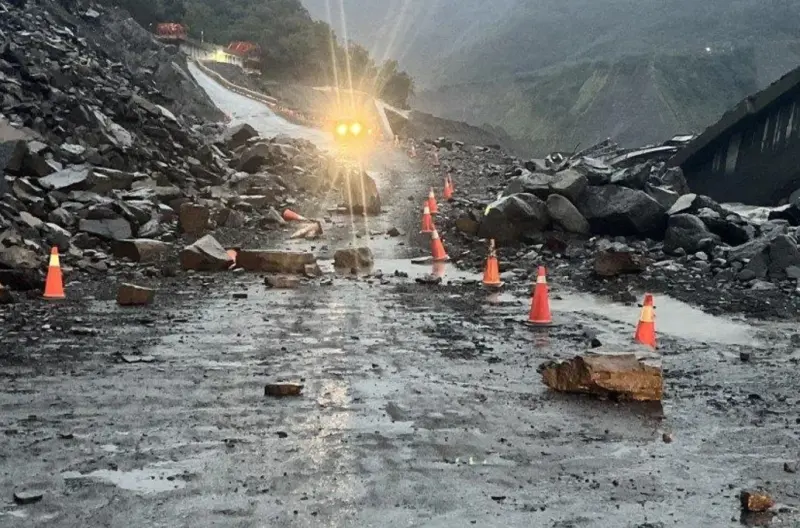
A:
103,0,414,108
415,49,759,155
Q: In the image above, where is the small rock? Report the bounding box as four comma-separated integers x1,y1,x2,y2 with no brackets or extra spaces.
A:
232,292,248,299
180,235,233,271
265,275,302,289
264,383,303,397
593,251,647,277
784,462,797,474
662,432,673,443
739,352,751,362
117,284,155,306
179,202,210,236
387,227,403,237
0,283,14,305
740,490,775,512
13,490,44,505
237,250,315,273
121,355,156,364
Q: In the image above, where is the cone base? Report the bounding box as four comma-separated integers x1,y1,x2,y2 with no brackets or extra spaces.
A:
43,294,66,300
482,281,504,289
432,257,449,263
525,319,557,328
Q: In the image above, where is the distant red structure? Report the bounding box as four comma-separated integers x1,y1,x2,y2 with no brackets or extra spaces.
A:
155,23,188,40
226,41,259,57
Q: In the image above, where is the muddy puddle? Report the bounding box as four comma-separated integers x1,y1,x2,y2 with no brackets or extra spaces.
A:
62,458,201,494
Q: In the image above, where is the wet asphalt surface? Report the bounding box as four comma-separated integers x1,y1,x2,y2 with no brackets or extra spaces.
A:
1,71,800,528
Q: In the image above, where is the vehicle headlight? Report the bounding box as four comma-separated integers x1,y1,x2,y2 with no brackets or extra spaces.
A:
336,123,348,136
350,122,363,136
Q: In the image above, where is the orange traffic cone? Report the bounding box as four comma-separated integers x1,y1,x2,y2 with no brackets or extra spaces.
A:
427,188,438,214
430,229,449,262
634,293,656,348
282,209,307,222
43,247,65,300
443,176,453,200
449,172,455,193
482,239,502,288
226,249,237,269
421,204,434,233
527,266,552,326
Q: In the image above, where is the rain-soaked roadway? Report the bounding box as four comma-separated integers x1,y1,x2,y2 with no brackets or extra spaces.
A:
1,66,799,528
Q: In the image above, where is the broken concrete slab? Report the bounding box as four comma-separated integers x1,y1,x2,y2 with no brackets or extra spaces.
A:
237,250,315,273
540,347,663,401
112,239,169,263
179,235,233,271
116,283,155,306
264,383,303,397
333,247,374,269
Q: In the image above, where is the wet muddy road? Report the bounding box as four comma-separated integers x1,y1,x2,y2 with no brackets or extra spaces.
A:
2,73,800,528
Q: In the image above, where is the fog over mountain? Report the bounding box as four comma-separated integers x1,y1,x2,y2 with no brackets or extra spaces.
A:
302,0,800,153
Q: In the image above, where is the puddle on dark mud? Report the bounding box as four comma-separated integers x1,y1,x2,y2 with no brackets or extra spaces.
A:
62,458,200,494
318,258,479,283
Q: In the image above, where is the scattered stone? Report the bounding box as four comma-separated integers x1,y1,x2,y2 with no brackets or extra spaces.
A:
222,123,258,150
180,235,233,271
740,490,775,513
121,355,155,364
117,284,155,306
237,250,316,273
784,462,797,474
593,251,647,277
664,214,720,254
179,203,210,236
13,490,44,505
78,218,132,241
303,263,323,278
739,351,751,362
333,247,374,269
387,227,403,237
662,432,673,444
264,383,303,397
0,283,14,304
232,292,248,299
265,275,302,288
539,347,663,401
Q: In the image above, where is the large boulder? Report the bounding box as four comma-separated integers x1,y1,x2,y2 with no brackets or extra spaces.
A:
333,247,374,269
222,123,258,150
78,217,132,241
767,235,800,280
644,183,680,210
112,239,169,263
179,235,233,271
236,142,273,174
696,208,753,246
667,193,725,216
236,250,316,273
478,193,550,243
505,169,587,202
540,347,662,401
577,185,667,237
546,194,589,235
663,214,720,254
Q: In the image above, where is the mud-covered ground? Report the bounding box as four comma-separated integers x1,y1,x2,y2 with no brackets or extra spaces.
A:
1,69,799,528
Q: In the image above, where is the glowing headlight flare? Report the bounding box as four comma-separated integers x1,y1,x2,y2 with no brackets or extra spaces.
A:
336,123,348,136
350,122,363,135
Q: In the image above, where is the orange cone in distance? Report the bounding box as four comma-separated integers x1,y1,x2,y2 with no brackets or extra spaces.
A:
527,266,552,325
634,293,657,348
443,175,453,200
427,188,438,214
43,247,65,300
282,209,307,222
482,239,502,288
430,229,449,262
449,172,455,193
421,204,434,233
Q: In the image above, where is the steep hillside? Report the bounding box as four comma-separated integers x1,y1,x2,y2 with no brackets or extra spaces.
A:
415,49,759,154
